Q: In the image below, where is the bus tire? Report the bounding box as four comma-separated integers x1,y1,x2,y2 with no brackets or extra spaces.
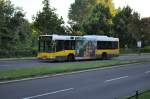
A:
102,52,107,60
67,54,75,61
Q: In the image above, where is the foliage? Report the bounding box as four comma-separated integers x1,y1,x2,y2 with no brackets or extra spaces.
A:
141,46,150,53
0,0,32,51
69,0,115,24
96,0,116,16
0,0,14,50
68,0,115,35
0,50,37,58
69,1,148,48
112,6,137,47
141,17,150,46
127,12,142,41
82,4,112,35
113,6,150,48
33,0,65,35
69,0,94,25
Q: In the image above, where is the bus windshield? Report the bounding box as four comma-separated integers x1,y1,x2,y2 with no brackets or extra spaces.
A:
39,36,55,52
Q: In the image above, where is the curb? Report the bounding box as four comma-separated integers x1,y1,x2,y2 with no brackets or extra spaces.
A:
120,53,150,56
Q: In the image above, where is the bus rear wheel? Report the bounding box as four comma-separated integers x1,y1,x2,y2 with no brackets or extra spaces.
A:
102,52,108,60
67,54,75,61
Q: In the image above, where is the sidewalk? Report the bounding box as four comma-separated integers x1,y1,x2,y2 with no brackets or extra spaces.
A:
120,53,150,56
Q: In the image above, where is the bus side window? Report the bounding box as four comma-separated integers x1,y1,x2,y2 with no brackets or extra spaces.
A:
64,40,69,50
71,40,75,50
97,41,100,49
115,42,119,49
97,41,104,49
63,40,75,50
56,40,64,51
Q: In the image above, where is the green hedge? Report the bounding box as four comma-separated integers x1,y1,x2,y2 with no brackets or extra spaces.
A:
120,48,138,54
0,50,37,58
120,47,150,54
141,46,150,53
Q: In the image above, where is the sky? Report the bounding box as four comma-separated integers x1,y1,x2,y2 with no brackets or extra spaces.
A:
11,0,150,24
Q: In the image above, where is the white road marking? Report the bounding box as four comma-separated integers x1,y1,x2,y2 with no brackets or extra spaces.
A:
145,71,150,74
22,88,74,99
105,76,129,82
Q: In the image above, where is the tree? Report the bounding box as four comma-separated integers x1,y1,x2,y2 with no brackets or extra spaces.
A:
69,0,115,25
112,6,137,47
0,0,32,50
33,0,64,35
96,0,116,16
0,0,14,50
68,0,115,35
127,12,142,41
141,17,150,46
82,4,112,35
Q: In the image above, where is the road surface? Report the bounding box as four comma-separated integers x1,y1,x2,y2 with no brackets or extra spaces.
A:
0,54,150,71
0,62,150,99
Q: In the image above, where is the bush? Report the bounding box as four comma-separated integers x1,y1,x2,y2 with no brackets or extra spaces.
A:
141,46,150,53
120,46,150,54
0,50,37,58
120,48,138,54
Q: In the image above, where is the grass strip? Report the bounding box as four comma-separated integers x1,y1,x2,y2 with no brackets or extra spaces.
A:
0,60,136,81
127,90,150,99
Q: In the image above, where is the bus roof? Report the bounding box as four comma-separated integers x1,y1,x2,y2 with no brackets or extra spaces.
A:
40,34,119,41
84,35,119,41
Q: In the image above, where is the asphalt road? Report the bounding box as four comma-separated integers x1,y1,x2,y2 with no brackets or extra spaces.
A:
0,54,150,71
0,62,150,99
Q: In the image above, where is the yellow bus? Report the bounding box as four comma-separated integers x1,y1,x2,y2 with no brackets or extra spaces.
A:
37,34,119,61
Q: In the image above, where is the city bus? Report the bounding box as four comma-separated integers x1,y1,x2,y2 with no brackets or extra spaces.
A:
37,34,119,61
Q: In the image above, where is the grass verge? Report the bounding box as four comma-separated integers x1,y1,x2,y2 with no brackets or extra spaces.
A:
127,90,150,99
0,60,137,81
